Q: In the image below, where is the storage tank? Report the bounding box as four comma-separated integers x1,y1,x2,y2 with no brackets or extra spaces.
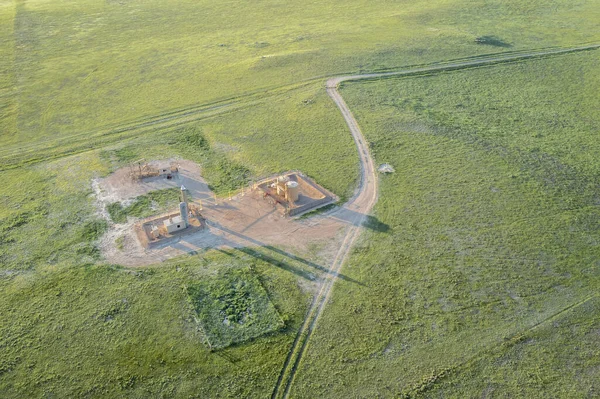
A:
286,181,299,202
179,202,189,226
277,175,289,196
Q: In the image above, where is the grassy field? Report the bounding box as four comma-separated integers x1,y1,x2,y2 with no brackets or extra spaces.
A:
2,0,600,158
0,83,352,397
187,266,284,350
0,252,315,398
106,188,181,223
425,296,600,398
1,0,600,397
0,81,357,273
292,50,600,397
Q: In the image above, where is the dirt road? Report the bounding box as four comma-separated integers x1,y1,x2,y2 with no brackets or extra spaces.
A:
271,43,600,399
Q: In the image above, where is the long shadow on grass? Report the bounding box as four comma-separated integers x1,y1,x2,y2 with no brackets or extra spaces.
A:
329,208,391,233
261,245,364,286
216,247,314,281
212,349,241,363
475,35,512,48
204,224,364,286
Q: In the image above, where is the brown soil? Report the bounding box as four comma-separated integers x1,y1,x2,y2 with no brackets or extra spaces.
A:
94,160,353,267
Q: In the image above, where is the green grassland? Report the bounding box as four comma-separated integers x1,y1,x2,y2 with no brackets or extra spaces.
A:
0,82,357,273
0,87,351,394
2,0,600,159
0,0,16,142
0,80,352,397
187,267,284,350
0,155,110,271
291,50,600,397
0,252,313,398
1,0,600,397
179,83,359,198
425,296,600,398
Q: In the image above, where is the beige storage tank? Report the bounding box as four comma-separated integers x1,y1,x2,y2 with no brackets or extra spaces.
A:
277,175,289,196
286,181,299,202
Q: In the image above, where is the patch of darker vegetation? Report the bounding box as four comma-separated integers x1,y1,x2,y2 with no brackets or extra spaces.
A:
0,357,20,376
475,36,512,48
204,157,250,194
97,298,129,322
178,126,210,151
72,220,109,259
80,220,108,241
107,188,180,223
252,41,270,48
399,368,452,399
172,126,250,195
187,267,284,349
0,208,49,259
215,279,253,324
0,208,45,235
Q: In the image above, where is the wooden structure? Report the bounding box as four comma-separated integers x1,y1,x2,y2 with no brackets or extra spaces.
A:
130,159,179,181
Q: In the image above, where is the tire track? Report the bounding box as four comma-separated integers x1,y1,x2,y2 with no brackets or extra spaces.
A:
271,43,600,399
0,80,320,170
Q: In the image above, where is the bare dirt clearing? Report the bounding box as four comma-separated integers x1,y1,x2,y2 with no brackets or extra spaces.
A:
94,160,353,267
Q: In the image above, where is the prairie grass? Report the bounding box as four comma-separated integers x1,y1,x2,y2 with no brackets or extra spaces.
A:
0,82,357,273
1,1,599,397
106,188,181,224
292,50,600,397
0,252,313,398
2,0,599,151
187,266,284,349
0,87,341,395
0,154,110,271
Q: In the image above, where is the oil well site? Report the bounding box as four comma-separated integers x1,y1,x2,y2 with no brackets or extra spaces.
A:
94,159,344,266
3,1,600,397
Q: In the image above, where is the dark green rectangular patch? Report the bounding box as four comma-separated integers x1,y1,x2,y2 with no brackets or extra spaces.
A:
187,267,284,349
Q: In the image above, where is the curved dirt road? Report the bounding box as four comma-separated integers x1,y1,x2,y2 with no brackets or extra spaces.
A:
271,43,600,399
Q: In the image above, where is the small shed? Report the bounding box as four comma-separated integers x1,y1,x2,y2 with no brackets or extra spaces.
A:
164,216,187,234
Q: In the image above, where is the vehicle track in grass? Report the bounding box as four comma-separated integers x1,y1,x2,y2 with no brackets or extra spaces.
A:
271,43,600,399
0,80,320,171
3,44,597,171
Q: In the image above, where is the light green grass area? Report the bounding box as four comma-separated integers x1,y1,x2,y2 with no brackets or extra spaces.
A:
1,1,600,397
193,84,358,199
0,252,312,398
292,50,600,397
96,83,359,198
0,1,16,140
0,80,346,396
187,266,284,349
3,0,600,158
0,154,110,271
425,296,600,398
